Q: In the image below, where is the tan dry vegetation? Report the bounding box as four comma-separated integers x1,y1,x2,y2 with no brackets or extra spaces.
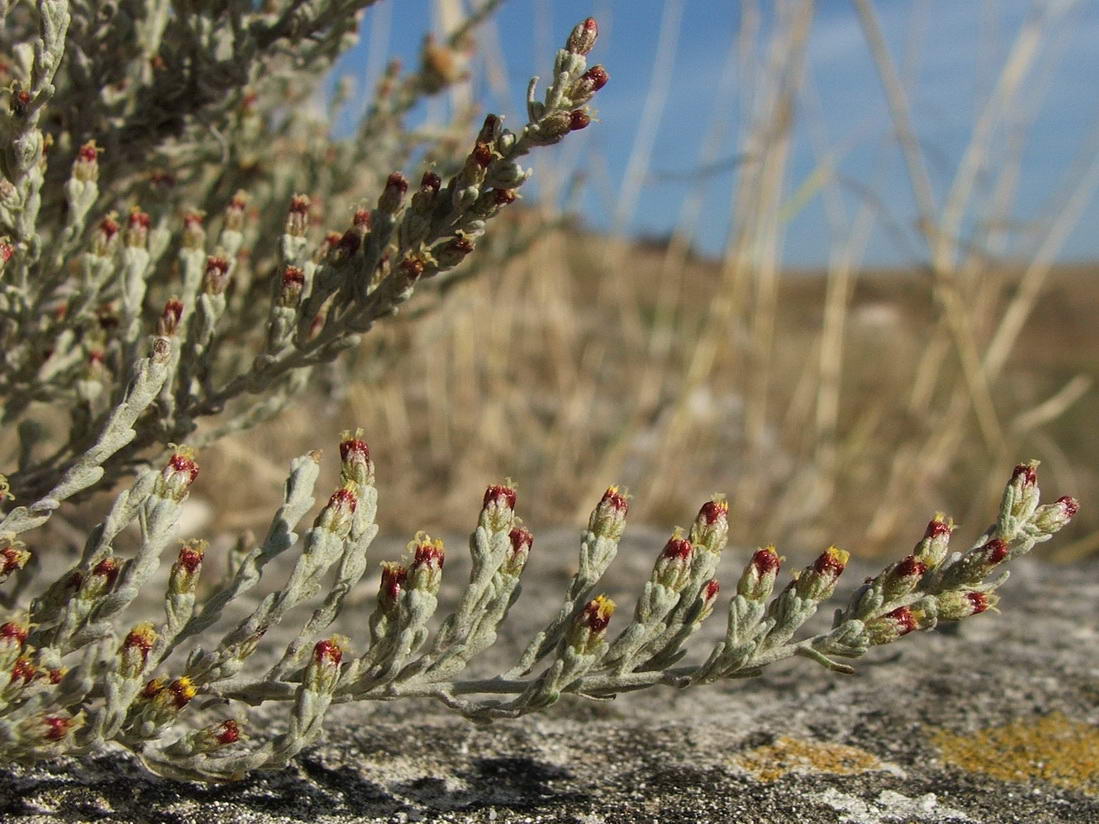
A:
196,226,1098,560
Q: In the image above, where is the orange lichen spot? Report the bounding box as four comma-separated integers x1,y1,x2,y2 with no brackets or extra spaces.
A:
733,736,884,783
929,712,1099,796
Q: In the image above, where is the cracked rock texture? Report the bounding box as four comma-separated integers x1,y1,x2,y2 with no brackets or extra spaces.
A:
2,527,1097,823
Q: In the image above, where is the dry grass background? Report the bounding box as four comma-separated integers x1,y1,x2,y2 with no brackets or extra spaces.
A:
191,0,1098,562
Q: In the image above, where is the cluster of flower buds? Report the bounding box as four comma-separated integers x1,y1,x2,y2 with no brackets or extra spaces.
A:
154,446,199,503
794,546,849,602
568,595,616,656
589,486,629,540
339,429,374,490
305,637,346,695
527,18,609,146
737,546,782,602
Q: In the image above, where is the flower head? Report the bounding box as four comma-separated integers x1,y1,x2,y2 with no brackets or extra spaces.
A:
157,298,184,336
317,485,358,537
504,525,533,575
738,545,782,601
795,546,849,601
866,606,921,645
480,481,517,531
155,446,199,503
689,495,729,554
119,622,158,679
568,595,616,655
169,540,207,595
566,17,599,55
286,194,311,237
0,540,30,582
339,429,374,489
653,529,693,591
589,486,629,540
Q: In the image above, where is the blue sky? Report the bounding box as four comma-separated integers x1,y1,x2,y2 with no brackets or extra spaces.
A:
331,0,1099,268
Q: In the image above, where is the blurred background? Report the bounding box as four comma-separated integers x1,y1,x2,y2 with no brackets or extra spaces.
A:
201,0,1098,560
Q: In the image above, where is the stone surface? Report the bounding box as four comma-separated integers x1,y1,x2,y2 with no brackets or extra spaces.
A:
2,527,1097,823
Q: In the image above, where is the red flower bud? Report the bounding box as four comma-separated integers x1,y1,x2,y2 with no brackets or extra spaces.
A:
155,447,199,503
738,545,781,600
568,110,591,131
421,171,442,192
286,194,310,236
124,207,151,248
1012,463,1037,488
203,255,231,293
379,561,408,610
581,595,615,633
472,142,494,168
158,298,184,336
1,621,28,646
318,486,358,536
483,483,517,510
584,65,609,91
168,676,197,709
0,541,30,581
566,17,599,55
92,557,121,588
215,719,240,745
378,172,408,213
313,638,343,667
509,526,533,553
43,715,74,741
589,486,629,539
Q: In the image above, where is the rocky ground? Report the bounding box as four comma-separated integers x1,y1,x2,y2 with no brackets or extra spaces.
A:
2,528,1097,823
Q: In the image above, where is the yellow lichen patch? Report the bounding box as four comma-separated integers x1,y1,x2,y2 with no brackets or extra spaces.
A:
733,736,884,783
930,712,1099,796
